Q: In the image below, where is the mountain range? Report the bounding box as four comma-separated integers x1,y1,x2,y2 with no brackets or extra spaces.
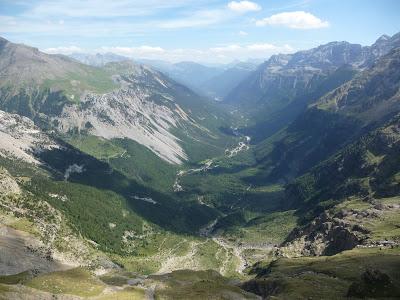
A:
70,53,260,101
0,32,399,299
70,52,129,67
227,33,400,141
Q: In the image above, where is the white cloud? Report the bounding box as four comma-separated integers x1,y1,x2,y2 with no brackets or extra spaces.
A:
211,43,293,54
0,1,262,37
238,30,248,36
0,15,17,26
207,43,293,62
256,11,329,29
28,0,205,18
0,8,235,36
159,9,227,29
227,1,261,13
43,45,83,55
247,43,286,51
99,46,165,57
210,44,241,53
0,1,242,40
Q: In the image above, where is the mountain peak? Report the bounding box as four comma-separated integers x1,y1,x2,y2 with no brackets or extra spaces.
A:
0,36,9,43
0,36,10,49
376,34,391,43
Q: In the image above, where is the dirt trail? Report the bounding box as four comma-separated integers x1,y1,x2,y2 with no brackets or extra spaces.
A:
212,237,247,275
156,240,208,274
145,284,156,300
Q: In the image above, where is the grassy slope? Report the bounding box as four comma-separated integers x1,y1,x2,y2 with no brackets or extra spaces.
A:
63,134,178,192
26,268,105,297
244,247,400,299
0,63,118,118
151,270,259,300
1,268,258,299
284,114,400,222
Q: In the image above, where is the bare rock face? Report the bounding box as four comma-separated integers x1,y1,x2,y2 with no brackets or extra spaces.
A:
323,225,359,255
54,86,190,164
279,212,362,257
0,110,59,164
0,225,62,275
52,66,207,164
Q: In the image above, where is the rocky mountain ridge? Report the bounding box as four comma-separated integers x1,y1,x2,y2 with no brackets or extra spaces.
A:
226,32,400,121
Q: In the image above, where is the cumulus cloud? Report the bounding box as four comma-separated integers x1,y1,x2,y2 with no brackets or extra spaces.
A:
256,11,329,29
238,30,248,36
227,1,261,13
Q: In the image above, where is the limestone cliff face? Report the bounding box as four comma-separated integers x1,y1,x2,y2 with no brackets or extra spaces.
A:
54,79,190,164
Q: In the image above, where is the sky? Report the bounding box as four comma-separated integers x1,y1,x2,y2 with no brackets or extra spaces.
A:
0,0,399,63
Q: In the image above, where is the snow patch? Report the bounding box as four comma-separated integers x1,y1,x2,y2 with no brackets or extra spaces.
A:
133,195,157,204
48,193,68,202
64,164,85,180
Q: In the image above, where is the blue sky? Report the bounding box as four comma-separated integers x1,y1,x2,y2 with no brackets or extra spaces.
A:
0,0,399,63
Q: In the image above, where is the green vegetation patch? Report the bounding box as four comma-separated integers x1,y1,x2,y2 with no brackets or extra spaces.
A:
366,204,400,241
151,270,258,300
8,218,39,236
43,67,117,101
333,197,400,242
64,135,126,161
0,284,11,295
26,268,105,297
99,274,128,286
238,210,298,245
63,135,178,192
0,271,32,285
42,182,144,254
245,247,400,299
